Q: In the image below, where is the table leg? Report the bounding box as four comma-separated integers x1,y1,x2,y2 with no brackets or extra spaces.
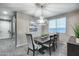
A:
38,46,47,54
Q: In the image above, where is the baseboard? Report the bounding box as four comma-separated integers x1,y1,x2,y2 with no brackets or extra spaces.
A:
16,43,27,47
0,38,12,40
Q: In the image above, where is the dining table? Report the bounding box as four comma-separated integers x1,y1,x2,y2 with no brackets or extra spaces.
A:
34,34,54,44
34,34,54,54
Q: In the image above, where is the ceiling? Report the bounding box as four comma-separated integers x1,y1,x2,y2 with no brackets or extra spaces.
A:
0,3,79,19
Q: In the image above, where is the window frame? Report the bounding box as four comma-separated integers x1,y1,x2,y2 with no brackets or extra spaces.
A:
48,16,67,33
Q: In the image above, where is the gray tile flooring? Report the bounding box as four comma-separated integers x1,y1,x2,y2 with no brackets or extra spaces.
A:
27,43,67,56
0,39,67,56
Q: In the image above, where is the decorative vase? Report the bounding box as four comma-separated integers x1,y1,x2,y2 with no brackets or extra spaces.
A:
76,38,79,43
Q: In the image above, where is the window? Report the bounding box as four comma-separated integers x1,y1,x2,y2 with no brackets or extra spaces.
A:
48,17,66,33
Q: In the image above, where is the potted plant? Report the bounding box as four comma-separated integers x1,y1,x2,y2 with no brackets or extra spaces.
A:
73,24,79,43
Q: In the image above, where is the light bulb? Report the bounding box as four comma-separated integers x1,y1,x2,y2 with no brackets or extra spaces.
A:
39,16,44,23
3,11,8,15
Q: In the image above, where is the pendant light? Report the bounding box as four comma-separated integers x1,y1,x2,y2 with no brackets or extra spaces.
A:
37,5,45,24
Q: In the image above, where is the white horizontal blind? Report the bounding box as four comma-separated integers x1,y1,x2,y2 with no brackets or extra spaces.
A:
49,17,66,33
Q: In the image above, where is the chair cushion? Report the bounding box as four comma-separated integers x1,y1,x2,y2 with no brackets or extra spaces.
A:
43,43,53,47
28,43,42,50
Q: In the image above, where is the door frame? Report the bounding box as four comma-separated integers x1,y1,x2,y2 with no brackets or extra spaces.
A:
0,19,12,40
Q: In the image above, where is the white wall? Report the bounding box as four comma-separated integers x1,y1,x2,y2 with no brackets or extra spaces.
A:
16,12,43,47
67,12,79,36
16,11,79,47
47,11,79,44
16,12,31,47
29,19,42,37
58,12,79,44
41,21,49,34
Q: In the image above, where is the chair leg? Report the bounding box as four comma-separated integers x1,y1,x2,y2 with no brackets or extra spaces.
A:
33,50,35,56
56,43,57,48
27,48,29,55
53,43,56,51
49,47,51,56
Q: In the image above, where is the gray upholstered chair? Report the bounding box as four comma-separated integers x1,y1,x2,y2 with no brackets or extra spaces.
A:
42,34,59,56
42,35,54,56
26,34,41,56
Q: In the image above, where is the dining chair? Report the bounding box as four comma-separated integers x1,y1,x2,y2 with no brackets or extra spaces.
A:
26,34,41,56
42,35,55,56
53,33,59,51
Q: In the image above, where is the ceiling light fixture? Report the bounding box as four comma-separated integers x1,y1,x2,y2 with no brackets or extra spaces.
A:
37,4,46,25
3,11,8,15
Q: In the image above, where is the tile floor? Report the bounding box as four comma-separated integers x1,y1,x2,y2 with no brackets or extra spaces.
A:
0,39,67,56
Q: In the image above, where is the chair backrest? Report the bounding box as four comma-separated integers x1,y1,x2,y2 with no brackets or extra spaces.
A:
26,34,35,49
54,33,59,42
50,35,54,40
50,35,55,44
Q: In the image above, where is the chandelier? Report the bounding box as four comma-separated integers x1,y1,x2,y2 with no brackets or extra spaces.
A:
37,4,46,25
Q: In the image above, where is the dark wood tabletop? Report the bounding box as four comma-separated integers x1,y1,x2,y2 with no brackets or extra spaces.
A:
34,34,54,44
34,37,50,44
67,36,79,56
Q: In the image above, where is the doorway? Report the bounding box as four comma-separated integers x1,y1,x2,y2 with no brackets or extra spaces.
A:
0,20,11,39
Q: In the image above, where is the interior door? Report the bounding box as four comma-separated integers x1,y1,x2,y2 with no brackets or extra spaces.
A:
0,20,11,39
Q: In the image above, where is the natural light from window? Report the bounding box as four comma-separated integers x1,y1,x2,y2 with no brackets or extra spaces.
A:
48,17,66,33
